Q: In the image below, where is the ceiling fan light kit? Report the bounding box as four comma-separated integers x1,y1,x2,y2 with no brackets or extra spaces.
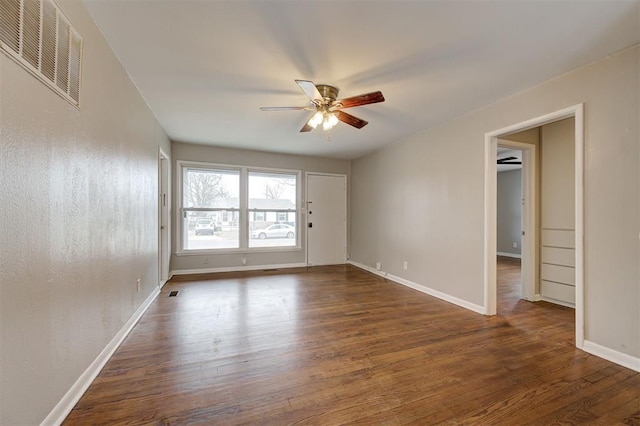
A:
260,80,385,133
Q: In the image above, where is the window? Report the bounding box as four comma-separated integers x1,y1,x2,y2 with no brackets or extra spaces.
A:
248,171,297,248
182,166,240,250
178,162,299,253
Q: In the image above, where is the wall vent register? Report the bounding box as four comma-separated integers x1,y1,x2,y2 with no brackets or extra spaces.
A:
0,0,82,106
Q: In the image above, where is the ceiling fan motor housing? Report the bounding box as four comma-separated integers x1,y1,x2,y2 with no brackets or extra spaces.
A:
316,84,340,104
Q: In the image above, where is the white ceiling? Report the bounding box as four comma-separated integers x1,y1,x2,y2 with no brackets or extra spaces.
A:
83,0,639,160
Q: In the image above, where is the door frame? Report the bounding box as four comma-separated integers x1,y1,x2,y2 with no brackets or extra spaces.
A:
484,103,584,348
305,172,347,266
158,147,171,286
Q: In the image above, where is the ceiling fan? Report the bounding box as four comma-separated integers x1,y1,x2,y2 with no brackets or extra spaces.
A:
260,80,385,132
497,156,522,165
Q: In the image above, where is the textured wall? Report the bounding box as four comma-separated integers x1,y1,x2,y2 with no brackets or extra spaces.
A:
351,46,639,358
0,1,171,423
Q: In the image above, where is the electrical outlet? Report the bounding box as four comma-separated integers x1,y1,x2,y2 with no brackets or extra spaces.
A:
242,258,247,265
376,262,381,271
512,242,518,248
136,278,141,292
403,261,408,270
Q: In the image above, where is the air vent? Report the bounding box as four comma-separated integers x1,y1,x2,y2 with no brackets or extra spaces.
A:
0,0,83,106
168,291,179,297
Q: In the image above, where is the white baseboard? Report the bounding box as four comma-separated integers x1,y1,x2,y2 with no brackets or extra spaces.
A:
347,262,639,373
348,261,486,315
171,262,307,276
525,293,542,302
41,287,161,426
583,340,640,372
497,252,522,259
540,296,575,308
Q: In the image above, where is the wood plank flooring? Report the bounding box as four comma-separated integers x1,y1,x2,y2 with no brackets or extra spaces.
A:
64,260,639,425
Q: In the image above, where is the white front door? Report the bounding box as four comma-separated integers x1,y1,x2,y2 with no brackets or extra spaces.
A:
306,173,347,266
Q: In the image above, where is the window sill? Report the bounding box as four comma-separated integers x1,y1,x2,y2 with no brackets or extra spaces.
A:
175,246,303,256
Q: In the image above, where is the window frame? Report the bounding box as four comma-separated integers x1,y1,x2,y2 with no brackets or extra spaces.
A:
176,161,301,255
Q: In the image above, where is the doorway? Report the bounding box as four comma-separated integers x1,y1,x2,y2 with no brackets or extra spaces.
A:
306,173,347,266
496,146,524,314
158,148,170,285
484,104,584,348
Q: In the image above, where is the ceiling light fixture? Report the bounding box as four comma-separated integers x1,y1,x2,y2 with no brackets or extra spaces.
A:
308,110,339,131
260,80,385,133
322,112,339,131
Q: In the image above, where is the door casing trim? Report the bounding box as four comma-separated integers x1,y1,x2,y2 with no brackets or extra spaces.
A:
484,103,584,349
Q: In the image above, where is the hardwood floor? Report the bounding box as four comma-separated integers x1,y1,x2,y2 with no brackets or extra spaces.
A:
64,262,639,425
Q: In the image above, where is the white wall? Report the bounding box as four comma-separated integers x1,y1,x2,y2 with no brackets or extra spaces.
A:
351,46,639,359
0,1,171,424
540,118,576,306
497,169,522,256
171,142,350,272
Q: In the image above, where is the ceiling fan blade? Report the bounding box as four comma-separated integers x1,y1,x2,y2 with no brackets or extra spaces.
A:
295,80,324,104
259,106,311,111
336,110,368,129
336,91,385,109
497,156,521,164
299,112,317,132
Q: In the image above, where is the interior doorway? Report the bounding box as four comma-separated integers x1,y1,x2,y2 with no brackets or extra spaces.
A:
158,148,170,286
496,146,524,314
484,104,584,348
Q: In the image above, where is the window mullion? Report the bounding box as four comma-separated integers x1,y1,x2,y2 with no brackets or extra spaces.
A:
239,167,248,250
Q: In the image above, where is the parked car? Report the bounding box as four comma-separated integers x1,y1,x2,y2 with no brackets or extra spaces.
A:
251,224,295,239
195,219,216,235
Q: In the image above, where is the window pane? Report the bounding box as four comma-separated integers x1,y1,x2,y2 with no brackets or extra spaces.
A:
248,172,297,248
248,172,296,209
184,211,239,250
184,168,239,208
249,212,296,248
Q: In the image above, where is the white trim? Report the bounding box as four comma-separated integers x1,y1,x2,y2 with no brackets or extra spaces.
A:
171,262,307,276
573,105,585,348
349,261,486,315
158,147,171,287
484,133,497,315
582,341,640,373
540,296,575,308
41,286,161,426
497,252,522,259
484,104,584,350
